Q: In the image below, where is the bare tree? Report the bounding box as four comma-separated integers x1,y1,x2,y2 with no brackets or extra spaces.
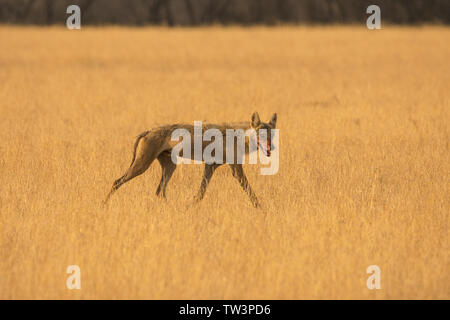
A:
44,0,53,24
184,0,196,25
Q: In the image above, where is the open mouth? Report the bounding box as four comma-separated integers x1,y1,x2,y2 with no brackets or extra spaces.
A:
257,137,271,157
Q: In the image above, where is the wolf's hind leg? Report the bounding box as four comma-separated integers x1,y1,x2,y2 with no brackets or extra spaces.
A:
230,164,260,208
104,140,159,204
156,150,177,199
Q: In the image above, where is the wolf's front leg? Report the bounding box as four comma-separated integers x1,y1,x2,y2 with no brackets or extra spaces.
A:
230,164,260,208
193,164,219,204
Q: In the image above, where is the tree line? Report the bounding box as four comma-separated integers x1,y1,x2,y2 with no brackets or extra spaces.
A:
1,0,448,25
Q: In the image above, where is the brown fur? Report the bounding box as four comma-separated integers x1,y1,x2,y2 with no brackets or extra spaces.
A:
104,112,277,208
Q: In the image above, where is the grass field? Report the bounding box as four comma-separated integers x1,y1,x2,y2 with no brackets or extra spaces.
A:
0,26,448,299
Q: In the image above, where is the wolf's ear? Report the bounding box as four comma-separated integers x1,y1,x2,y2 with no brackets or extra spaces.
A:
251,112,261,128
269,113,277,127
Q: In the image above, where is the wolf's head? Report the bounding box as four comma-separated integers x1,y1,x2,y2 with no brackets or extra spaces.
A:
250,112,277,157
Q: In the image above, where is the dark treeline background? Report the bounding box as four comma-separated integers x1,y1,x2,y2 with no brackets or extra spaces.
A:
1,0,449,26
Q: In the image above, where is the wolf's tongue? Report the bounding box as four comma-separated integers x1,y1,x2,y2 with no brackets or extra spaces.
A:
257,136,271,156
259,141,270,157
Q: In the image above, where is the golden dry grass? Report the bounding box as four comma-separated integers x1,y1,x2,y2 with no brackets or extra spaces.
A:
0,26,448,299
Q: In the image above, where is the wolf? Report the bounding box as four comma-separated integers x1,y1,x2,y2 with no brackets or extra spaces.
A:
104,112,277,208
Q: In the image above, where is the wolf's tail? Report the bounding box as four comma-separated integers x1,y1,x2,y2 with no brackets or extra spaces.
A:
129,131,149,168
